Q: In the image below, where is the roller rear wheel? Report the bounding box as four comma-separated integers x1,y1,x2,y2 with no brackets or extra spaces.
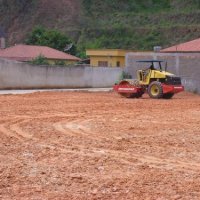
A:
148,81,163,99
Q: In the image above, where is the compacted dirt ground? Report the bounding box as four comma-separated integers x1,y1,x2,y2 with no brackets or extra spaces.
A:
0,91,200,200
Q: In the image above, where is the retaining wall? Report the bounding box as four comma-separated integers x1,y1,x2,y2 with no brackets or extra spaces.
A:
0,58,123,89
125,52,200,93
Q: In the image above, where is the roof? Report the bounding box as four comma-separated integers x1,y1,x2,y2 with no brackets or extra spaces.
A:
0,44,80,61
161,38,200,52
136,60,164,63
0,26,6,37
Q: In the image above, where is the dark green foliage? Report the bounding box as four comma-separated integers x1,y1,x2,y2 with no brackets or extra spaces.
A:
115,71,132,84
30,54,49,65
55,60,65,66
83,0,171,15
78,27,164,51
119,71,132,80
26,26,77,55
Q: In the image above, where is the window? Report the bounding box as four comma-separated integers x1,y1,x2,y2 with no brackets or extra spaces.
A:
98,61,108,67
116,61,120,67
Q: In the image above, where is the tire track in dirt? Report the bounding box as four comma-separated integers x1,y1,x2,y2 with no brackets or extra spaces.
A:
113,151,200,172
53,118,110,141
0,120,26,141
0,114,80,141
52,117,200,173
66,144,200,173
1,113,200,174
9,119,34,139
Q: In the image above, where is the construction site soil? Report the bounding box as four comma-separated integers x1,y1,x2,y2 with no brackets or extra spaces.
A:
0,91,200,200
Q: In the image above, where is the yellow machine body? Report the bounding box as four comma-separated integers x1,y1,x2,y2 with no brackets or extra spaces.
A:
137,69,174,85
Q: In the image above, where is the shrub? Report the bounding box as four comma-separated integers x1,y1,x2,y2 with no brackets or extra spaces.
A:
119,71,132,80
30,55,49,65
55,60,65,66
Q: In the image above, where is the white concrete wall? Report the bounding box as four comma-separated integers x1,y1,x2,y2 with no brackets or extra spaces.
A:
0,58,123,89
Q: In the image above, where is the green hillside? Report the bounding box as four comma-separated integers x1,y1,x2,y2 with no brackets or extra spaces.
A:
0,0,200,56
80,0,200,51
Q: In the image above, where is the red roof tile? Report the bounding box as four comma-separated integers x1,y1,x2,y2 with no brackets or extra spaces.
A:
0,44,80,61
161,38,200,52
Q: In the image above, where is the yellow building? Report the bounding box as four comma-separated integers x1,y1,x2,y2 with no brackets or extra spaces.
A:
86,49,133,67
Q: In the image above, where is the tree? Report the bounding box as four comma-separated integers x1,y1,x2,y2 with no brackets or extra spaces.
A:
30,54,49,65
26,26,77,55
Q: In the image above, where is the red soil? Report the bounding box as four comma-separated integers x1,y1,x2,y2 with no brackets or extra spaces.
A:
0,91,200,199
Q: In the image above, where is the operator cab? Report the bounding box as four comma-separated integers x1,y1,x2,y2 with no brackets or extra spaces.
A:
137,60,165,71
136,60,166,84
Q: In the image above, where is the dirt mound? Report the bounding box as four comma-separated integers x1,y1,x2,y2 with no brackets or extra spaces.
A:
0,91,200,199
